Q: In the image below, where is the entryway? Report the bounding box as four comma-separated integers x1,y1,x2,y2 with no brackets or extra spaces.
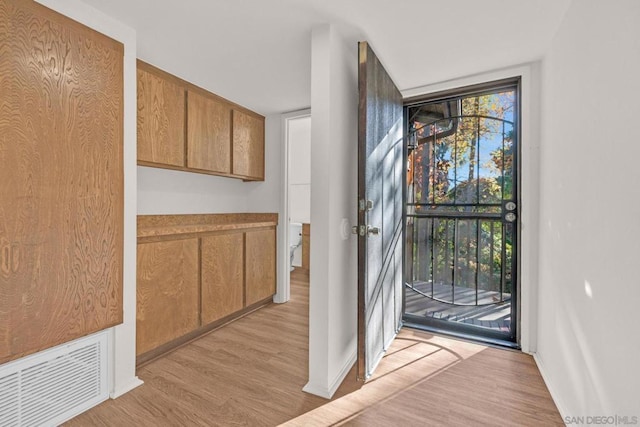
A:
403,82,520,346
282,110,312,300
356,44,523,380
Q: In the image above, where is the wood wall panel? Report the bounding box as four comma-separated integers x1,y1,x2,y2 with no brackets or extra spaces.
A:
0,0,123,364
232,109,265,180
137,62,186,167
245,229,276,305
137,239,199,356
187,90,231,174
201,233,244,325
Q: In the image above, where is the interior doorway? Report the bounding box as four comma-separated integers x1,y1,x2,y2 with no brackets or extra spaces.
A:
282,110,311,300
403,80,520,347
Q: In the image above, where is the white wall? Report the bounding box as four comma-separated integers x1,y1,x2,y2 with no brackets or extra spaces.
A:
537,0,640,417
35,0,142,398
288,116,312,224
138,167,249,214
304,24,359,399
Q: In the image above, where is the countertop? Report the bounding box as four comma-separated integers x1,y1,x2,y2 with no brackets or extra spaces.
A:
137,213,278,239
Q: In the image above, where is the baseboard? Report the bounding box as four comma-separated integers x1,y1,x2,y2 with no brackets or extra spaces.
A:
302,381,332,399
533,353,569,422
273,293,288,304
110,376,144,399
328,350,357,397
303,350,357,399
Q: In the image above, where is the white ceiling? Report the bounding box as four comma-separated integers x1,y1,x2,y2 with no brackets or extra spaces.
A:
79,0,571,115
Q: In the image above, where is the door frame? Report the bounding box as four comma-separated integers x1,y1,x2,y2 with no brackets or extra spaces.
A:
276,108,311,304
403,77,521,346
401,63,541,354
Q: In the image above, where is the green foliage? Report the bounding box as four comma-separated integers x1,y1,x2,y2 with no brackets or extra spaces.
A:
408,89,516,298
409,90,515,207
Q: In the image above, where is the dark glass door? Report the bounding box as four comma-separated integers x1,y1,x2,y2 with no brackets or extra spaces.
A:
404,83,519,346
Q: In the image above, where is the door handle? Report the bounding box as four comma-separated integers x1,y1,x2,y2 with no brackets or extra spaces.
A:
351,225,381,236
367,225,380,235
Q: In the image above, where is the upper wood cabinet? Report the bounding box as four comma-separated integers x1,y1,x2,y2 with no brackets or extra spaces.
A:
137,62,186,167
136,61,265,181
187,90,231,174
0,0,123,364
232,109,265,180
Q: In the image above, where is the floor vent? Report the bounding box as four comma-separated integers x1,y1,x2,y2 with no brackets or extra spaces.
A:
0,331,109,427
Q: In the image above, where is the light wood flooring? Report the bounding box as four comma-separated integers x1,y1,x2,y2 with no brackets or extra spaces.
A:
66,268,561,426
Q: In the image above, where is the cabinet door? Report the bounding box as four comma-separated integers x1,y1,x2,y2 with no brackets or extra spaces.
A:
201,233,244,324
232,109,265,180
137,63,186,167
137,239,199,355
187,90,231,173
302,223,310,270
245,229,276,305
0,0,123,364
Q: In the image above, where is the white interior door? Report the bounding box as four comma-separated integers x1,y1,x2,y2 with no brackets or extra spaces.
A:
357,41,404,380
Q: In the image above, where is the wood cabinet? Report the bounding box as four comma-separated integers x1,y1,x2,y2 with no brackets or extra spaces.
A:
187,90,231,174
246,229,277,305
232,109,265,180
0,0,124,364
137,239,199,355
136,214,277,363
136,62,265,181
302,223,310,271
201,233,244,324
137,62,186,167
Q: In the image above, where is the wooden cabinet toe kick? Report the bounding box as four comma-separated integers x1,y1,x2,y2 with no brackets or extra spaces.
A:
136,295,273,367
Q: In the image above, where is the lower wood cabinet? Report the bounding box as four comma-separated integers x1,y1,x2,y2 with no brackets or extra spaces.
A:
246,229,277,305
201,233,244,324
136,216,277,362
136,238,199,356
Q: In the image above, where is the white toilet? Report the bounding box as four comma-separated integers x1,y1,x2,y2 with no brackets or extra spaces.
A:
289,222,302,271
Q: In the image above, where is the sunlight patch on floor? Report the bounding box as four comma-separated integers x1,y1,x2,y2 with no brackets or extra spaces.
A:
281,330,486,427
